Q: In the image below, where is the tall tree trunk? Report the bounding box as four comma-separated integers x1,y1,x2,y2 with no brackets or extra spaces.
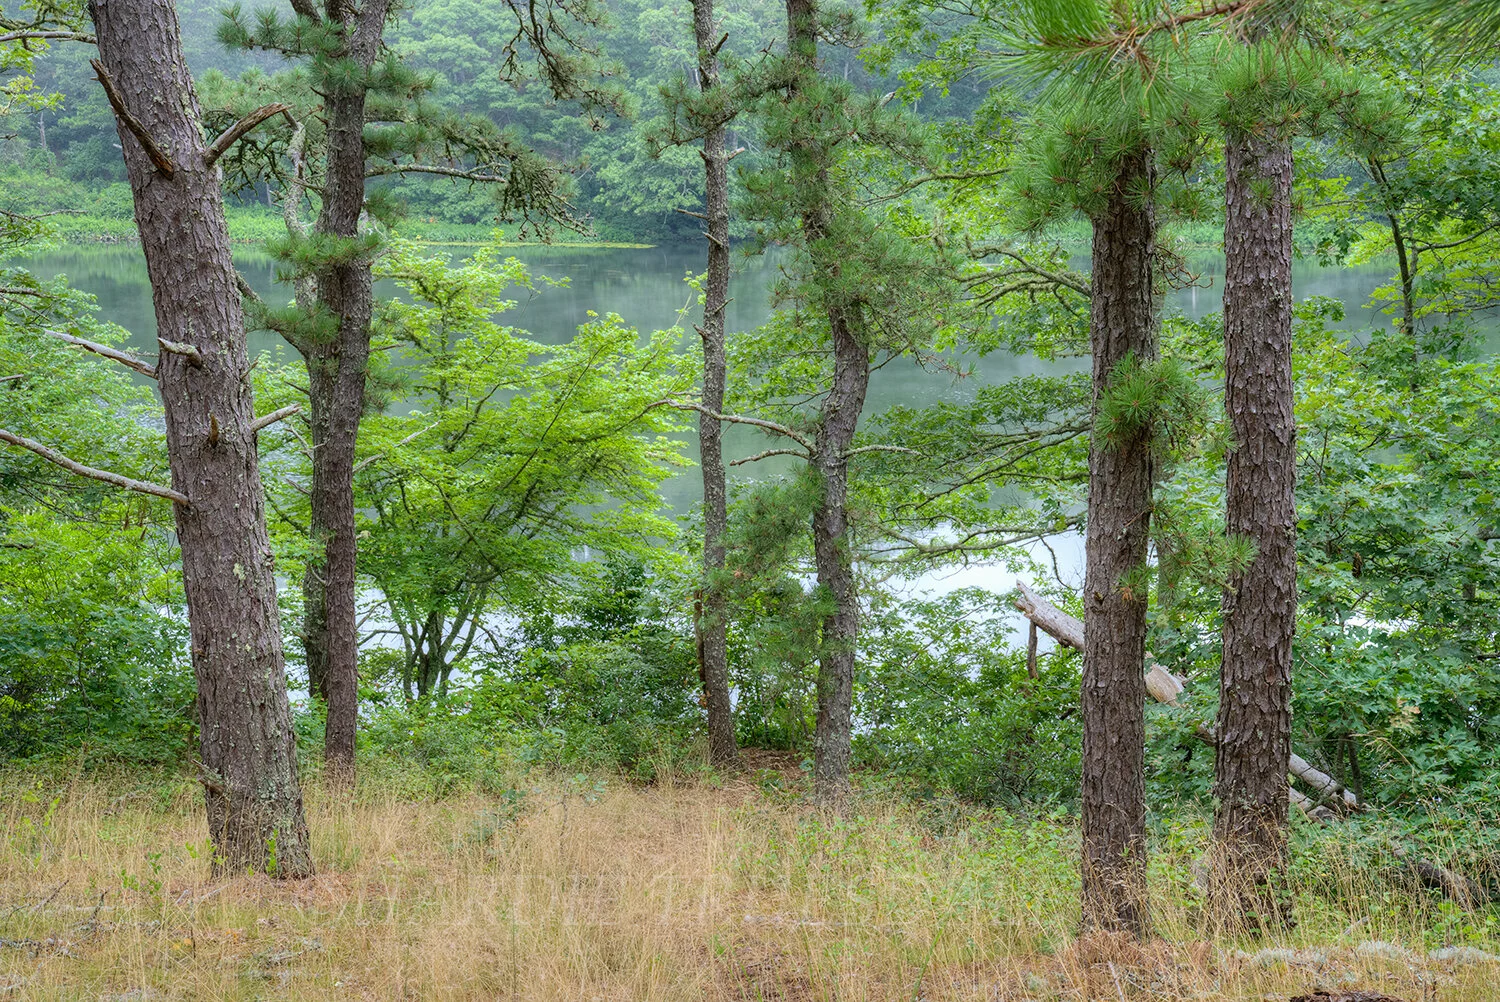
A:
809,314,867,806
301,343,365,778
1367,158,1417,339
691,0,739,770
786,0,869,806
89,0,311,877
1080,148,1157,937
296,0,393,781
1213,126,1296,927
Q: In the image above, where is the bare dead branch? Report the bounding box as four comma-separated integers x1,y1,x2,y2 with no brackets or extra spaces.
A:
0,428,187,504
250,404,301,433
43,328,157,378
282,120,313,241
844,444,923,459
363,163,509,182
90,59,176,178
203,103,291,168
0,30,95,44
729,447,810,467
156,337,203,367
664,399,815,452
235,272,262,304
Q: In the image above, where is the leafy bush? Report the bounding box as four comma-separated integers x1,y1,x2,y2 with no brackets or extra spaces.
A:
855,589,1083,806
355,560,705,788
0,516,192,764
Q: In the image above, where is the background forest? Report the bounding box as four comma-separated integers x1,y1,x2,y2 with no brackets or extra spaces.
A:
1,0,1499,999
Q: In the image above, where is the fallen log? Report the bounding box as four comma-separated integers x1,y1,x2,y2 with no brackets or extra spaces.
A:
1014,579,1487,902
1017,581,1356,812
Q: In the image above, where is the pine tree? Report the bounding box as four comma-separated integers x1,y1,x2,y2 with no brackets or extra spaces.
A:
81,0,312,875
654,0,742,769
214,0,605,778
1208,9,1365,930
727,0,958,805
995,0,1214,935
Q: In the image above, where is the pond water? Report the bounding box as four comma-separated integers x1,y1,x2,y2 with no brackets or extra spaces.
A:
9,240,1470,606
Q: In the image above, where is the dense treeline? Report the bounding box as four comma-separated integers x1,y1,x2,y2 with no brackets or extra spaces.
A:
0,0,963,243
1,0,1498,953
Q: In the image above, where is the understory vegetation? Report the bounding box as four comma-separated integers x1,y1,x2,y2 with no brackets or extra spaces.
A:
3,769,1500,1000
3,0,1500,997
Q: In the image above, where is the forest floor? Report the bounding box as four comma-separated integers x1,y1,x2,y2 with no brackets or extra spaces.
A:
2,755,1496,1001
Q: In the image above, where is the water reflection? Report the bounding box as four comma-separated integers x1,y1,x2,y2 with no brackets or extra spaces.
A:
14,240,1490,535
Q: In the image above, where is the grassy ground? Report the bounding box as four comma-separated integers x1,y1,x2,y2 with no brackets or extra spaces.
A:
2,754,1496,1001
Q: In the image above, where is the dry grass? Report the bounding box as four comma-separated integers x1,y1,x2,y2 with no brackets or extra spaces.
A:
2,756,1496,1001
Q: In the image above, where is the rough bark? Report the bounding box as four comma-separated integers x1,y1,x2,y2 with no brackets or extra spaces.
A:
1214,126,1297,926
290,0,393,781
786,0,870,808
692,0,739,770
89,0,311,877
809,317,866,806
1080,149,1157,937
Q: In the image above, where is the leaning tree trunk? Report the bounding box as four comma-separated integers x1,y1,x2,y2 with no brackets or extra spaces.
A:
89,0,311,877
296,0,393,781
786,0,870,807
691,0,740,770
1213,125,1296,927
1080,147,1157,937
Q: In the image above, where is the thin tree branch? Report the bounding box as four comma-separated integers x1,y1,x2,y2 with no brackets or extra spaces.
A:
353,422,439,474
282,120,313,242
43,329,156,378
0,30,95,44
729,447,810,467
203,103,291,169
664,400,815,451
251,404,301,433
844,444,923,458
363,163,510,182
235,272,263,304
90,59,176,178
1411,221,1500,255
0,428,187,505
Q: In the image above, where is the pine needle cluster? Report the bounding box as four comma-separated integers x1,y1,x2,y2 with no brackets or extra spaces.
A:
1094,352,1204,452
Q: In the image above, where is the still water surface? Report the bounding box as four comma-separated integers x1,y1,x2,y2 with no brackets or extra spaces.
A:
12,242,1449,600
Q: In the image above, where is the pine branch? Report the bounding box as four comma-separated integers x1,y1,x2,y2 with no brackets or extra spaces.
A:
43,328,157,378
0,429,187,505
203,103,292,169
363,163,512,183
90,59,176,178
1388,0,1500,59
